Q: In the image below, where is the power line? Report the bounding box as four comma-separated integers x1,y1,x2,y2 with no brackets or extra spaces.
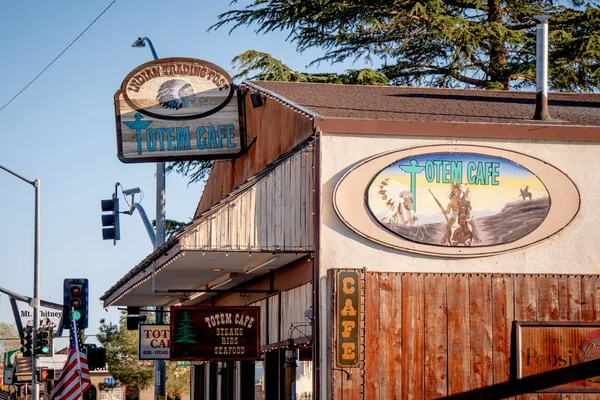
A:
0,0,117,114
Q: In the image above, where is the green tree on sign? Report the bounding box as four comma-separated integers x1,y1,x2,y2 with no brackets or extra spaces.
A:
175,312,196,345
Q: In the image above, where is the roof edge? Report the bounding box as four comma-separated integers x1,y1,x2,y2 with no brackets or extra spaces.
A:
100,235,179,302
316,118,600,142
242,80,323,119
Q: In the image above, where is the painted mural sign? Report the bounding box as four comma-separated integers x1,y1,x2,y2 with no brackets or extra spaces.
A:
335,270,361,368
115,57,245,163
517,322,600,392
170,306,260,361
334,145,580,258
368,153,549,246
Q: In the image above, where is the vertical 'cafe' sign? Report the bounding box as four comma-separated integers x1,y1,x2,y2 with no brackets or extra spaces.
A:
336,270,361,368
114,57,245,163
170,306,260,361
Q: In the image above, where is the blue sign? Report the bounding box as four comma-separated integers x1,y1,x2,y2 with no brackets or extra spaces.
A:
104,377,116,385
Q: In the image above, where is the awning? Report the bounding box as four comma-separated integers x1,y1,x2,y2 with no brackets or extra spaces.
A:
101,143,314,308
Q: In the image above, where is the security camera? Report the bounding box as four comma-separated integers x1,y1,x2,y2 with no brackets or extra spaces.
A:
122,187,141,196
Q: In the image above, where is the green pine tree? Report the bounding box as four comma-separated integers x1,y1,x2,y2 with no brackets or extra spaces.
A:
174,312,196,345
168,2,599,185
212,0,599,91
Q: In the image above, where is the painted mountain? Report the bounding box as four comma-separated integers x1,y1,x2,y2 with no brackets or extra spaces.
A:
384,197,550,246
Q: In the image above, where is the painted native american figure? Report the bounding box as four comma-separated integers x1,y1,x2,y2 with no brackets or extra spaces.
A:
377,178,418,226
438,184,481,246
157,79,195,110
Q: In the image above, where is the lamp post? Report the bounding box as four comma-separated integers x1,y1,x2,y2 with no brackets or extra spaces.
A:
0,165,40,400
131,36,167,399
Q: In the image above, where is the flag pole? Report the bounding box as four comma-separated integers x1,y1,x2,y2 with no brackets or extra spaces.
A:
71,309,86,400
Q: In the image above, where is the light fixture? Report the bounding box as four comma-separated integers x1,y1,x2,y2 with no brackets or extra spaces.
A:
131,37,159,60
284,338,297,368
212,268,222,272
189,292,205,301
250,91,266,108
304,307,314,322
189,285,208,301
244,255,279,274
208,272,237,289
131,37,146,47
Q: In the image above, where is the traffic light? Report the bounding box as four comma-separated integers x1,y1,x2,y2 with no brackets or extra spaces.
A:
38,368,55,381
34,328,53,356
85,344,106,370
126,306,147,331
101,195,120,243
63,278,89,329
20,328,32,357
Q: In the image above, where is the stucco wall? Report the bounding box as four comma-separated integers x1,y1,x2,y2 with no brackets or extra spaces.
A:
320,133,600,275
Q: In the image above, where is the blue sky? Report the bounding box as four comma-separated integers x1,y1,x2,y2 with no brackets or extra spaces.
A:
0,0,374,348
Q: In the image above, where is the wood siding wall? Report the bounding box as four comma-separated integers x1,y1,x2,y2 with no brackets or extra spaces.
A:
250,283,313,347
195,90,314,218
180,146,314,252
333,272,600,400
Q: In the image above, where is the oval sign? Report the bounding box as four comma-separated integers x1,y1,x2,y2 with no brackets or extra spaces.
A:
120,57,234,121
334,145,580,258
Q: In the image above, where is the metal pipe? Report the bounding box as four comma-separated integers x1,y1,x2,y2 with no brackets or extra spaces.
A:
312,135,321,400
533,15,551,120
32,179,40,400
131,203,156,248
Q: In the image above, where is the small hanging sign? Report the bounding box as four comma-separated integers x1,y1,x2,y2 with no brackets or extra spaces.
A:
170,306,260,361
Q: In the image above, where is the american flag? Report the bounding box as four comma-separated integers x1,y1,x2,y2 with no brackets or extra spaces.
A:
50,319,91,400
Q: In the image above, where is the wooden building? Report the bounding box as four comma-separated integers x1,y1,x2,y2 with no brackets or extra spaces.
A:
102,80,600,399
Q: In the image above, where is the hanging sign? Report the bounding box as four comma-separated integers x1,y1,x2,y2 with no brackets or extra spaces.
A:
15,300,62,330
335,270,361,368
170,306,260,361
115,57,245,163
334,145,580,258
138,324,170,360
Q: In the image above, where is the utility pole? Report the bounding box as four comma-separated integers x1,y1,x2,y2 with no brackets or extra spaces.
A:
131,36,166,400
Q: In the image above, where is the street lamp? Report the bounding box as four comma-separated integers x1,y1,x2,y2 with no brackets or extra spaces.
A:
0,165,41,400
131,36,166,399
131,37,158,61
